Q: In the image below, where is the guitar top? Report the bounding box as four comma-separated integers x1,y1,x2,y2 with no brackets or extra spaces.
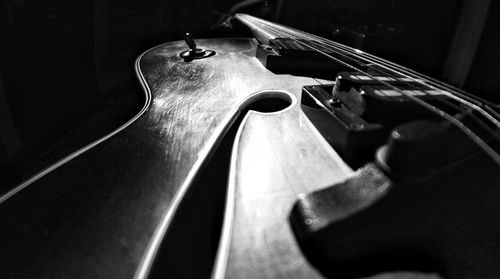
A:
0,37,340,278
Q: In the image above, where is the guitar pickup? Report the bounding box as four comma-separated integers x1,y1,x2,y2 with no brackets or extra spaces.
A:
256,38,354,79
301,84,386,168
301,71,448,167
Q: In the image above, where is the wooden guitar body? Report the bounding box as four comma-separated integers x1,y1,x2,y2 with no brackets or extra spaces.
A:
1,18,499,278
0,38,349,278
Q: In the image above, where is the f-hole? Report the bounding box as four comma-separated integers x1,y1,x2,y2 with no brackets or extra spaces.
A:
146,90,295,279
239,90,295,114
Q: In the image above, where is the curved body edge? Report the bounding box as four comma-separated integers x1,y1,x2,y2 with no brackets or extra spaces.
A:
0,38,321,278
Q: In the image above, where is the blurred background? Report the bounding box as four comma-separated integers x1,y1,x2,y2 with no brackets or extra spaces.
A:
0,0,498,191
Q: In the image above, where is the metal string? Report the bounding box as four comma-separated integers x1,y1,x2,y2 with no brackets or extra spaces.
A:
242,14,500,122
242,14,495,105
236,13,500,165
238,14,497,125
238,14,500,121
254,20,500,144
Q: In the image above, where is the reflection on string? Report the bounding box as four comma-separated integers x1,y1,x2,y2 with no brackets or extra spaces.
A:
236,13,500,165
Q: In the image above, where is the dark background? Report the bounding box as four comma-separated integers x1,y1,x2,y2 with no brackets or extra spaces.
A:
0,0,498,190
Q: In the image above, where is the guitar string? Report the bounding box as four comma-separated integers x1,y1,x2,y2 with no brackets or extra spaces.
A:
242,14,500,127
242,14,498,109
294,40,500,164
242,15,460,91
299,39,500,144
245,14,500,130
250,16,500,164
253,16,500,163
270,31,500,145
245,15,499,116
237,14,500,164
293,36,500,129
241,14,500,134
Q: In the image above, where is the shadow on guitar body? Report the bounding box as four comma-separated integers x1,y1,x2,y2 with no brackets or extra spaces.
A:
291,127,500,278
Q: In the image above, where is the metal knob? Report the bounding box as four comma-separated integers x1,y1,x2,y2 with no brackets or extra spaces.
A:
179,33,216,62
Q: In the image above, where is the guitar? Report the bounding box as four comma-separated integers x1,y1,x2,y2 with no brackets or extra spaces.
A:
0,13,498,279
